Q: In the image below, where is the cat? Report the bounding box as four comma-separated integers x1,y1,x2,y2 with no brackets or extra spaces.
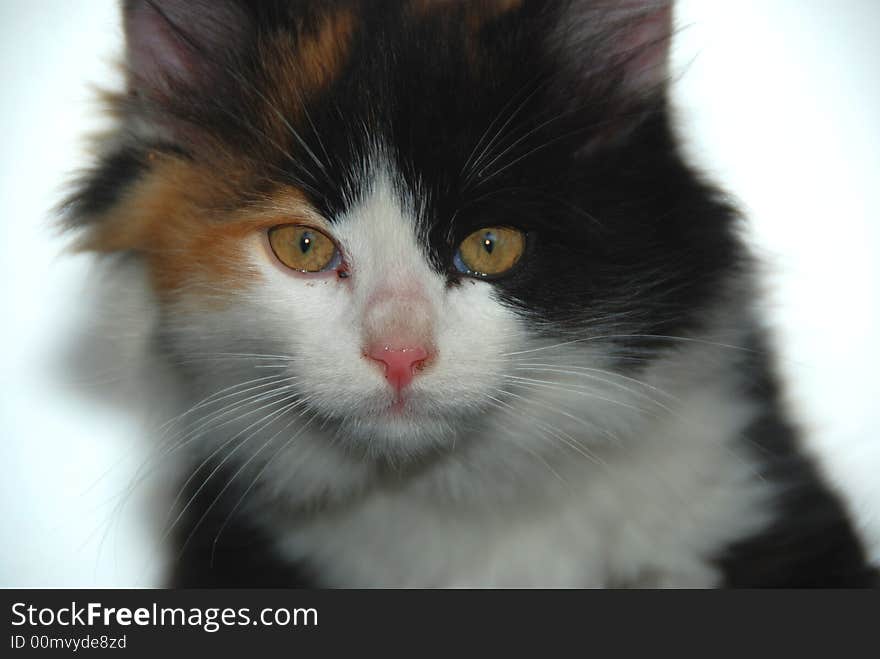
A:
63,0,877,587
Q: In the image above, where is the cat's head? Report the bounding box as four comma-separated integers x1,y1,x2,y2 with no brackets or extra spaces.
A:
67,0,740,467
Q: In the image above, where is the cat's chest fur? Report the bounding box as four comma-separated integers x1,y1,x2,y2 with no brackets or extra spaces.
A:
271,380,774,587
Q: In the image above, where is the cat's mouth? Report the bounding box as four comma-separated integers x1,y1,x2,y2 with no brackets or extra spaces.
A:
377,391,431,419
313,386,469,453
389,397,407,415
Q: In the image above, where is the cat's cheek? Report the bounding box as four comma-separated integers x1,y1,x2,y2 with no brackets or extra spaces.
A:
414,280,527,406
246,247,370,393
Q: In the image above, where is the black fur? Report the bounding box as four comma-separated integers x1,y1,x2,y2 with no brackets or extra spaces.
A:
63,146,149,221
171,461,314,588
718,337,877,587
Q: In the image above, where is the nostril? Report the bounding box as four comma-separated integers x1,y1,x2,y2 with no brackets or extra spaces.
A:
366,344,430,391
367,345,429,369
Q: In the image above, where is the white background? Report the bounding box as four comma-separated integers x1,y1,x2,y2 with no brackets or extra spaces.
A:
1,1,878,586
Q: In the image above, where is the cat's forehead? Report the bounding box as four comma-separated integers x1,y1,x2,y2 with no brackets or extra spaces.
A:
245,2,571,227
249,0,536,111
203,2,562,238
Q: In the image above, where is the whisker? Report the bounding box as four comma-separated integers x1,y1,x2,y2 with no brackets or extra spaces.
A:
502,333,758,358
157,381,302,460
163,394,313,544
513,361,679,400
178,405,317,559
462,76,548,187
485,392,607,465
510,364,678,413
209,411,320,565
502,374,654,417
157,373,295,436
110,379,303,529
473,109,571,181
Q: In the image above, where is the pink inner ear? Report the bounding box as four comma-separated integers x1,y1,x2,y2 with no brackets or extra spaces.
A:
559,1,674,96
123,0,250,92
613,2,673,91
125,1,195,89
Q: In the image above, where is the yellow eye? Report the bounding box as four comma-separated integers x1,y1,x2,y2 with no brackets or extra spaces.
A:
455,226,526,277
268,224,341,273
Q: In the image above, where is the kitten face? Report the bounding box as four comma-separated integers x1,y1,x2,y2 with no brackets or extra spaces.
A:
163,162,526,458
69,0,741,467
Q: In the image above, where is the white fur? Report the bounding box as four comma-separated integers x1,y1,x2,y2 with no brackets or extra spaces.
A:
267,331,775,587
160,158,775,587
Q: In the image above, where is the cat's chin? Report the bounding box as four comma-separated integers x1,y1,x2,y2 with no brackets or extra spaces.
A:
320,402,466,460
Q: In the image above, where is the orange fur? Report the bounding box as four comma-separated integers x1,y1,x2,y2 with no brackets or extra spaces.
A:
81,154,319,301
409,0,522,69
261,7,356,138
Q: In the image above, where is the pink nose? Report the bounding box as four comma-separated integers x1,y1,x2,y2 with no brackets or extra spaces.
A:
367,345,429,391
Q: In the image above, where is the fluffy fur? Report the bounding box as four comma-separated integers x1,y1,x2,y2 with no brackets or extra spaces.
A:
65,0,876,587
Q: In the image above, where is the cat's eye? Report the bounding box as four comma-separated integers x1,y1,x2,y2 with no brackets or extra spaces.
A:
453,226,526,277
268,224,342,273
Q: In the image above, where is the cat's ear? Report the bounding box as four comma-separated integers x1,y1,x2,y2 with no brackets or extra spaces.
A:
123,0,250,91
552,0,673,99
122,0,252,138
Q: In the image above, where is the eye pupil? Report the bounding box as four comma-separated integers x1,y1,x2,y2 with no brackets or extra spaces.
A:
269,224,341,273
300,234,312,253
454,226,524,278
